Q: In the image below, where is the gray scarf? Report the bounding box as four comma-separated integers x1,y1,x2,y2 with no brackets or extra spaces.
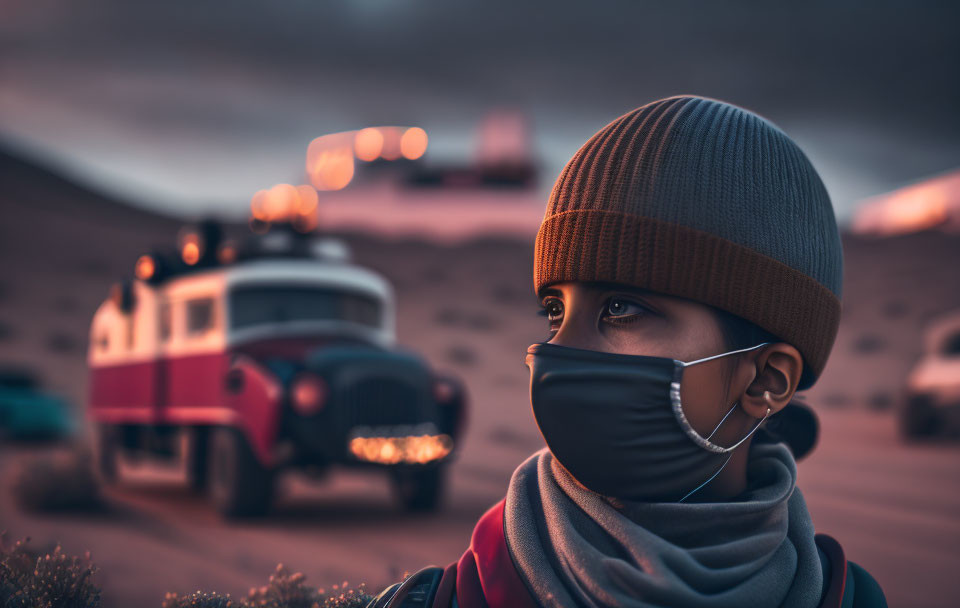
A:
504,442,823,608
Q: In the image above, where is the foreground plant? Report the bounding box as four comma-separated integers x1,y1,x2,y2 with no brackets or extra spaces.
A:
1,537,373,608
161,565,373,608
0,537,101,608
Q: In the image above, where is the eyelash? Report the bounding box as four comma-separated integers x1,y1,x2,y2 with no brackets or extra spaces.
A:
537,296,650,331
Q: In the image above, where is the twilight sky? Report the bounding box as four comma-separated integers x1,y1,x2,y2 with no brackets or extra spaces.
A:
1,1,958,223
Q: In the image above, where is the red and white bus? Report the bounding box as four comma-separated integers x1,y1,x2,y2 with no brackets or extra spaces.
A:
88,222,466,516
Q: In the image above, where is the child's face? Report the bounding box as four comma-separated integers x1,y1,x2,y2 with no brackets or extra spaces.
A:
537,281,752,446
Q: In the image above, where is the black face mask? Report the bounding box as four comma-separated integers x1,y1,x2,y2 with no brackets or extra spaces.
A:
525,341,770,503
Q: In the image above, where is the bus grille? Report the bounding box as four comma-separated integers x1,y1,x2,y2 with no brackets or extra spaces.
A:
341,376,423,429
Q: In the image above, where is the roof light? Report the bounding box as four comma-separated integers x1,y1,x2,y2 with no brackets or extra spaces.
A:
177,228,205,266
181,241,200,265
135,255,156,280
295,185,318,215
217,242,237,264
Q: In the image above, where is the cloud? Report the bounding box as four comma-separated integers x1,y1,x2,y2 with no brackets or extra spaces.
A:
1,1,958,220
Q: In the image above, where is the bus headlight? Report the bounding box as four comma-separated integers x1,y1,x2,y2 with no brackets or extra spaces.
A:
291,374,327,416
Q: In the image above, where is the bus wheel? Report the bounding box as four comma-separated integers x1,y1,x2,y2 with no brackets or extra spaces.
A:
94,423,119,484
208,427,274,518
390,466,446,512
185,427,209,493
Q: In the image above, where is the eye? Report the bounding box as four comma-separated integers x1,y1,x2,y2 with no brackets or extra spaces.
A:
537,297,564,330
602,296,649,323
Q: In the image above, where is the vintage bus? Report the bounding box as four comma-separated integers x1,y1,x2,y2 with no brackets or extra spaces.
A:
87,222,466,517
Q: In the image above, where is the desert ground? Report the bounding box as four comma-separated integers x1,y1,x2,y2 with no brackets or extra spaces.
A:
2,148,960,607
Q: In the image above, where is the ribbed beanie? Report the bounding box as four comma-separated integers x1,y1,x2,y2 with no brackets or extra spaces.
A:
534,95,843,389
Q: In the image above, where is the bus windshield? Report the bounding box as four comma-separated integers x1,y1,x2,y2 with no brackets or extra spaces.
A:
229,285,382,330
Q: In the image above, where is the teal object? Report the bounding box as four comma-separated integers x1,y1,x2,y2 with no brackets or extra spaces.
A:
0,386,75,440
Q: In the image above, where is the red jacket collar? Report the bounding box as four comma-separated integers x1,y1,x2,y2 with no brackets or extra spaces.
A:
454,499,539,608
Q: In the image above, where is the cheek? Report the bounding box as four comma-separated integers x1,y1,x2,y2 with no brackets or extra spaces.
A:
677,363,730,436
598,317,677,357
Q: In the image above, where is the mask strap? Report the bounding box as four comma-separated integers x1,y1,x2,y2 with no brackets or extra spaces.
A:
680,341,771,368
678,404,771,503
679,452,734,503
705,401,739,441
671,342,772,453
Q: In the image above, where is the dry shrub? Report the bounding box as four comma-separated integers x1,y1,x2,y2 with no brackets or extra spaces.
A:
162,591,235,608
0,537,101,608
243,564,319,608
1,539,372,608
166,565,372,608
12,449,103,513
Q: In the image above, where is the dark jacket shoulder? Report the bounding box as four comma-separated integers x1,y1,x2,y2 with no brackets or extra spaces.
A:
366,564,454,608
845,561,887,608
815,533,887,608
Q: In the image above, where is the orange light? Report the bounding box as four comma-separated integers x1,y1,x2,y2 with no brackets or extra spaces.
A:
291,375,327,416
181,242,200,265
295,184,319,214
218,243,237,264
265,183,298,221
307,133,356,191
348,434,454,465
134,255,156,280
251,184,319,224
884,188,948,234
250,189,269,221
379,127,402,161
354,128,384,162
400,127,428,160
308,148,355,191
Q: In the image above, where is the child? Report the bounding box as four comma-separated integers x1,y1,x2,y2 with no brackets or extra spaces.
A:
368,95,887,608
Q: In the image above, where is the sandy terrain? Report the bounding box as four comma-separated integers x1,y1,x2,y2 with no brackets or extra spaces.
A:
2,148,960,607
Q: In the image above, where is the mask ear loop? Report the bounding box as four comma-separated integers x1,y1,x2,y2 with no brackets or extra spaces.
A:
672,342,772,453
678,394,773,503
705,400,741,441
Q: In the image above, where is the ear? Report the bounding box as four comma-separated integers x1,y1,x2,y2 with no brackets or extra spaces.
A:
739,342,804,419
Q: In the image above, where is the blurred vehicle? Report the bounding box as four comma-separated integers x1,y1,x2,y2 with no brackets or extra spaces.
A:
0,367,75,441
900,310,960,439
87,220,467,517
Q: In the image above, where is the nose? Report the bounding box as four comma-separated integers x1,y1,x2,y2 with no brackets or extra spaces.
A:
548,310,603,352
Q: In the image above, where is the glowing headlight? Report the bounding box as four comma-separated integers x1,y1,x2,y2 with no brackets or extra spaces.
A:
348,425,454,464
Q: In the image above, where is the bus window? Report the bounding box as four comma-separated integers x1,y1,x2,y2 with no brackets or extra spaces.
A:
229,286,381,329
186,298,215,337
